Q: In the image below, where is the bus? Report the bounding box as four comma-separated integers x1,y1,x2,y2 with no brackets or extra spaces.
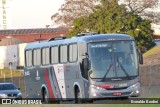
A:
24,33,143,103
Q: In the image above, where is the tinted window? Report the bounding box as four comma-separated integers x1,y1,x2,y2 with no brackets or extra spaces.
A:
25,50,32,67
88,41,138,79
0,84,17,90
33,49,41,66
69,44,78,62
60,45,67,63
42,47,50,65
51,46,58,64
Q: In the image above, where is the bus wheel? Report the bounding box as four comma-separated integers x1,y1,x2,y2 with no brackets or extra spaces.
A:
88,99,93,103
75,89,83,103
121,97,129,100
43,91,49,104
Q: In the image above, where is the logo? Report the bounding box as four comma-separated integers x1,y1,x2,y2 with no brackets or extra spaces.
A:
36,70,40,80
2,99,11,104
25,71,30,76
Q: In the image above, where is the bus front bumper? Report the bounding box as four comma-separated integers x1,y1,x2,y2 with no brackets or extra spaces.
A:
89,82,141,98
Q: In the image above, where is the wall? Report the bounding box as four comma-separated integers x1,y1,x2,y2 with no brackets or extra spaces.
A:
0,46,5,69
140,64,160,86
3,45,18,69
18,43,27,66
0,43,27,69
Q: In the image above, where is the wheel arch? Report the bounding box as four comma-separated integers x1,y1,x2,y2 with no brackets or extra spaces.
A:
73,82,82,98
41,84,48,98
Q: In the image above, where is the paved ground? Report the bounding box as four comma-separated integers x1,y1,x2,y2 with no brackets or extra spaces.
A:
140,86,160,98
59,86,160,104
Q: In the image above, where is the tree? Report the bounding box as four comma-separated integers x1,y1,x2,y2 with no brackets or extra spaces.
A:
70,0,154,50
51,0,98,27
121,0,160,23
51,0,160,27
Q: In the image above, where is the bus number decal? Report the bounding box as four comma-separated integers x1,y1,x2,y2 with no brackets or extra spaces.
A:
25,71,30,76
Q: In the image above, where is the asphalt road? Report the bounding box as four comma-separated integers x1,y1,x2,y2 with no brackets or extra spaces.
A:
60,86,160,104
60,99,125,104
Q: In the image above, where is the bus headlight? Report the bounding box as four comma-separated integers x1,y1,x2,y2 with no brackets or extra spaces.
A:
90,85,106,91
128,82,140,89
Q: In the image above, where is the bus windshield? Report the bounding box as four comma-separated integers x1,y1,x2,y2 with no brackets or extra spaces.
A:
88,41,138,80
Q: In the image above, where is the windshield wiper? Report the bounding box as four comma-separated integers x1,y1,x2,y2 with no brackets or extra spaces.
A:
117,57,130,79
101,64,113,82
119,64,130,77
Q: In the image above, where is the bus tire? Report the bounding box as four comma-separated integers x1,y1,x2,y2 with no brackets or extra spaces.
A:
75,88,83,103
88,99,93,103
121,97,129,100
43,90,49,104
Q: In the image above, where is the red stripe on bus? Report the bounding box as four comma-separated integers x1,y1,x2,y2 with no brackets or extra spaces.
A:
98,84,115,90
45,69,55,99
52,66,63,98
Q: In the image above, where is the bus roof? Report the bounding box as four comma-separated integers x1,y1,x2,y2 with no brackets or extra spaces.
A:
25,34,134,50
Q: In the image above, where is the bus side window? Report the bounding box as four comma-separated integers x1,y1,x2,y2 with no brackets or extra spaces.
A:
69,44,78,62
42,47,50,65
25,50,32,67
51,46,59,64
60,45,68,63
33,49,41,66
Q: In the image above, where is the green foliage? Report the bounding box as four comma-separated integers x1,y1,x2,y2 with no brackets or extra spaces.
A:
69,0,154,50
0,68,23,78
143,46,160,58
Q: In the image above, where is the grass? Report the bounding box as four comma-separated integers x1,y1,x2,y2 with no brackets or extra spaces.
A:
0,68,23,78
143,46,160,58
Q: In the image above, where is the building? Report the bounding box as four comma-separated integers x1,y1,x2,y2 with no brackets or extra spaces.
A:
0,28,69,69
0,28,69,42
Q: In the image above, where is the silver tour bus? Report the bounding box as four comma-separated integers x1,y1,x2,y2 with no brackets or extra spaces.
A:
24,33,143,103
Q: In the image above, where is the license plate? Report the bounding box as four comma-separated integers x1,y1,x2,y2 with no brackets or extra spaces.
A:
113,92,122,96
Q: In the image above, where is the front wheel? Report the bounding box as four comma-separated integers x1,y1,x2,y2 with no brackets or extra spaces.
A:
75,89,83,103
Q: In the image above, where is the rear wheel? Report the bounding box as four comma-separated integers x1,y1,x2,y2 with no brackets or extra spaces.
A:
43,90,49,104
43,90,60,104
88,99,93,103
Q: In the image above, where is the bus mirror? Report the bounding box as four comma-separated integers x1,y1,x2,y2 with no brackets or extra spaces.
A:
137,49,143,64
83,58,90,72
82,52,89,57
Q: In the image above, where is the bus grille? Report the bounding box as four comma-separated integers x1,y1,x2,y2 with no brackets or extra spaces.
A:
107,87,128,90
